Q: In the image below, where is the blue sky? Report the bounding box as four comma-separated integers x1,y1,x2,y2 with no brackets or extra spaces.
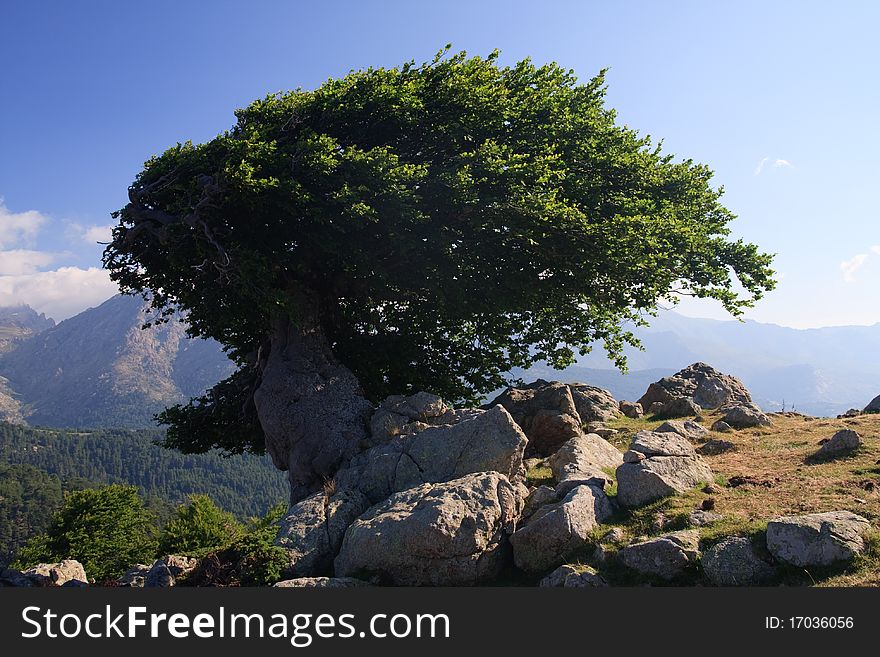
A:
1,0,878,325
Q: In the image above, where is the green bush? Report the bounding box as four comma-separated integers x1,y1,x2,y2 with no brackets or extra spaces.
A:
159,494,242,556
14,484,158,581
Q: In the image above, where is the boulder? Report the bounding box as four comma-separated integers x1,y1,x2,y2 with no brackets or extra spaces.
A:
656,420,709,443
145,556,198,588
702,537,774,586
547,433,622,493
369,392,481,446
539,564,607,587
651,397,701,419
720,403,771,429
487,381,583,456
766,511,871,567
618,530,701,580
521,485,558,520
616,431,714,508
334,472,521,586
638,362,752,411
274,577,370,588
275,488,371,577
335,404,527,503
813,429,862,459
863,393,880,414
619,400,643,419
697,439,736,456
568,383,620,423
510,484,613,574
23,559,88,587
711,420,733,432
117,564,150,587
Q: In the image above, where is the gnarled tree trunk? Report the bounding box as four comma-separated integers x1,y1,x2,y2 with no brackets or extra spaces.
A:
253,310,373,503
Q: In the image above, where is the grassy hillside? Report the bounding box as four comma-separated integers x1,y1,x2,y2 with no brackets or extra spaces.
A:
527,411,880,586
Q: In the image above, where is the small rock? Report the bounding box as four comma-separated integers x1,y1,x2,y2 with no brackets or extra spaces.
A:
656,420,709,443
688,510,723,526
619,400,643,419
813,429,862,460
274,577,370,588
720,403,771,429
618,530,701,580
701,498,716,511
539,565,608,587
698,438,736,455
117,564,150,587
711,420,733,432
522,485,558,519
703,537,775,586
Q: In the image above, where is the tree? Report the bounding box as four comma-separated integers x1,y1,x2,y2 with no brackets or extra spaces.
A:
14,484,158,581
104,49,775,501
159,494,242,556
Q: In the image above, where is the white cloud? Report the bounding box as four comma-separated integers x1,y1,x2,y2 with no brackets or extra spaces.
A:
754,157,793,175
82,224,114,243
0,249,57,275
754,157,769,176
840,253,868,283
0,200,48,248
0,267,117,321
870,245,880,256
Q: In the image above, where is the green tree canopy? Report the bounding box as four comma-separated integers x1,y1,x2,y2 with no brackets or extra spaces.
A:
159,494,242,556
104,49,774,462
14,484,158,581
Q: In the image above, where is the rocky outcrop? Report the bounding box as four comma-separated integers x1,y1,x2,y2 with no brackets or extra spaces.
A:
863,394,880,414
144,556,198,587
117,564,150,587
488,380,617,456
22,559,88,587
275,489,371,577
568,384,620,423
274,577,369,588
702,537,774,586
766,511,871,567
510,484,613,574
539,564,607,587
638,362,752,411
618,530,701,580
335,404,527,503
813,429,861,460
334,472,521,586
616,431,714,508
719,402,771,429
547,433,622,494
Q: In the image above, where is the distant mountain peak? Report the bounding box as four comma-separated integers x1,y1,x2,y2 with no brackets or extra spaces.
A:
0,294,234,428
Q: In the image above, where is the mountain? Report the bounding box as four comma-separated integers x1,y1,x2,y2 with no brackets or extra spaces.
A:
523,312,880,416
0,295,235,428
0,305,54,354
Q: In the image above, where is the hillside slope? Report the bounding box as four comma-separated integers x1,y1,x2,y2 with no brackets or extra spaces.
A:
0,296,235,428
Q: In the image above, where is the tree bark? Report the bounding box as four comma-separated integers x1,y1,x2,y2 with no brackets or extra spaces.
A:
253,309,373,503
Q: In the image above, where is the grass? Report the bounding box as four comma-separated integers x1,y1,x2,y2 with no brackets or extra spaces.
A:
577,410,880,586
